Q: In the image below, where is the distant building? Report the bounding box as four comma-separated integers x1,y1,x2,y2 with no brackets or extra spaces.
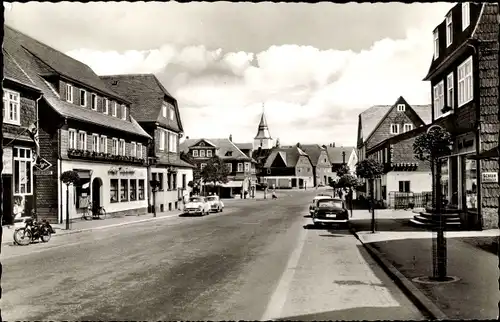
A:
253,109,274,150
324,144,358,180
300,144,333,186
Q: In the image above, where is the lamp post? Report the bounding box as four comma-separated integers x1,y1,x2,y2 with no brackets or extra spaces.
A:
150,179,160,218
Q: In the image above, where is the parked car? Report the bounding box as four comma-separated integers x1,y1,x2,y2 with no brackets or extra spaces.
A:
206,195,224,213
183,196,211,216
312,197,349,228
309,194,332,215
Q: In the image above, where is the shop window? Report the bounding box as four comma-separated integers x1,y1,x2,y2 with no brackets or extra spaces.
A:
138,179,145,200
13,147,33,195
130,179,137,201
75,178,90,209
120,179,128,201
110,179,119,203
440,161,449,204
398,181,410,193
462,157,477,212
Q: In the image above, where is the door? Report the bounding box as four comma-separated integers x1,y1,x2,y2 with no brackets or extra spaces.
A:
92,178,103,211
2,176,13,225
291,178,297,188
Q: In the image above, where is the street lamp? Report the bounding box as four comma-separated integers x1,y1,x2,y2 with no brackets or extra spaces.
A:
150,179,160,218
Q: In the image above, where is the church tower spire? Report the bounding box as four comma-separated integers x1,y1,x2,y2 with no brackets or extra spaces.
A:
254,103,274,150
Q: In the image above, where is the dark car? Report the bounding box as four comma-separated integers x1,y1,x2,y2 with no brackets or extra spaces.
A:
312,198,349,228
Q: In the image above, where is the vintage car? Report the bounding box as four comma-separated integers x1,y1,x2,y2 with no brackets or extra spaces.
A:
183,196,211,216
206,195,224,213
309,194,333,215
312,197,349,228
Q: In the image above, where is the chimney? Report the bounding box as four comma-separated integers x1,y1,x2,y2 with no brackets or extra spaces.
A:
229,134,233,142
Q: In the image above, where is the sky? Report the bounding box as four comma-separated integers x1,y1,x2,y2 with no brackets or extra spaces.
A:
4,1,454,147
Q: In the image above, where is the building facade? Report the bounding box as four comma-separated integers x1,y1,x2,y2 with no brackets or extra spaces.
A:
100,74,194,213
423,2,499,229
4,25,152,223
300,144,333,186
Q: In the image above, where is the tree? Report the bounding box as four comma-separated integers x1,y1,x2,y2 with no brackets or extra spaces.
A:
200,156,230,195
356,159,384,233
336,164,350,177
336,174,362,217
60,170,80,230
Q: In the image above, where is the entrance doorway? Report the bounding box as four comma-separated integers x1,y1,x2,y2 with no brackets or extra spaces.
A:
2,176,13,225
291,178,297,188
92,177,103,211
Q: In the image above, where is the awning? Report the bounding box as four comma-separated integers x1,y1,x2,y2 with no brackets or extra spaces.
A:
221,181,243,188
467,148,499,160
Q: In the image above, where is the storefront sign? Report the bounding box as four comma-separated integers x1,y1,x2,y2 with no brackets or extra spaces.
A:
455,133,476,154
482,172,498,183
34,170,53,176
2,147,13,175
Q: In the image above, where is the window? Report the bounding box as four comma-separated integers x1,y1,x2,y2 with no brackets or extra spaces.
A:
433,29,439,59
433,80,445,119
13,147,33,195
65,84,73,102
159,130,165,151
168,132,178,153
193,150,199,157
131,142,136,157
103,98,109,114
244,162,250,172
207,150,213,157
112,138,119,155
447,73,454,109
100,136,107,153
397,104,405,112
172,173,177,189
225,151,233,157
138,180,145,200
200,150,206,158
120,139,126,156
137,143,142,159
110,179,119,203
390,124,399,134
78,131,87,150
462,3,470,30
182,174,187,189
91,93,97,110
237,163,243,172
113,102,118,117
3,89,20,125
92,134,99,152
403,124,413,132
130,180,137,201
457,56,473,107
446,14,453,47
121,105,127,120
68,129,77,149
169,106,174,121
167,173,171,190
399,181,410,193
227,163,232,172
200,163,207,170
80,89,87,107
162,103,167,117
120,179,129,201
158,173,164,190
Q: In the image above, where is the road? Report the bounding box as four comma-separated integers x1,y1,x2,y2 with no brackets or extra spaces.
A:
1,190,424,321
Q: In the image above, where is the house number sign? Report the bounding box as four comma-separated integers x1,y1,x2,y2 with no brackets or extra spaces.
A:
482,172,498,183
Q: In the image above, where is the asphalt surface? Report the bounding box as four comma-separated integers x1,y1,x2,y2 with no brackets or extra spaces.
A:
1,190,424,321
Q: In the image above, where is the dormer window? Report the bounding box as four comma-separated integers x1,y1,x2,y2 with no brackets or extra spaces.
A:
225,151,233,157
113,102,118,117
162,103,167,117
91,93,97,111
446,14,452,47
433,29,439,59
169,106,174,121
121,105,127,120
390,124,399,134
462,3,470,30
103,98,109,114
65,84,73,103
80,89,87,107
397,104,405,112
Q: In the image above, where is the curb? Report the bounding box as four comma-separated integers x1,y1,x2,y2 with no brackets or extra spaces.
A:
2,213,181,246
349,228,448,321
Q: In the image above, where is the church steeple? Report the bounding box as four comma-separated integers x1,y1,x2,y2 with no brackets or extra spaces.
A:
253,103,274,150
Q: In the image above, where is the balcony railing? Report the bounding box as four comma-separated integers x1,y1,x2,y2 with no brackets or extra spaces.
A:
67,149,147,165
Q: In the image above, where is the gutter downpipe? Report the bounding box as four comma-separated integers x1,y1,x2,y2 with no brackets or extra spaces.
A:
58,118,66,224
34,94,42,216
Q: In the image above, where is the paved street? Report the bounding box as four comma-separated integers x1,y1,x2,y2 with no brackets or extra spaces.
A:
2,190,423,321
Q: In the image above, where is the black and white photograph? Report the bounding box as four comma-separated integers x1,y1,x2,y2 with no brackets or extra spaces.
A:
1,1,499,321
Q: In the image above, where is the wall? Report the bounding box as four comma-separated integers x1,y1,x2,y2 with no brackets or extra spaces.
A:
386,171,432,194
60,160,148,221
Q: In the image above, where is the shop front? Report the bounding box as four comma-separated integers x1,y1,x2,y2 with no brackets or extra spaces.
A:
60,160,148,221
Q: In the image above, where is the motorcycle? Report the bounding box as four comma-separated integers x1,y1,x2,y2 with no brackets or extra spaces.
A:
13,211,56,246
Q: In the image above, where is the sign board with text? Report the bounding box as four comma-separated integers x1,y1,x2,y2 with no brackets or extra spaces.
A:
2,147,13,175
482,172,498,183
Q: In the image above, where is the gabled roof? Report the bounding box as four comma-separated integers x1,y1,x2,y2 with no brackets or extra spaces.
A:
299,144,328,166
3,25,150,139
179,138,252,161
235,143,253,151
264,145,309,168
100,74,183,133
3,49,40,91
326,146,355,164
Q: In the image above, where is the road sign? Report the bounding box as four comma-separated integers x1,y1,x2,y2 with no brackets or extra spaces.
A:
34,157,52,171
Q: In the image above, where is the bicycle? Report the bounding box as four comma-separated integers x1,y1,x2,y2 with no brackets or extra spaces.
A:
92,205,106,220
81,204,92,221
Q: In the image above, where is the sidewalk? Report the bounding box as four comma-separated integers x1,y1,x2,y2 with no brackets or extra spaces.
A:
350,209,499,320
1,210,182,246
